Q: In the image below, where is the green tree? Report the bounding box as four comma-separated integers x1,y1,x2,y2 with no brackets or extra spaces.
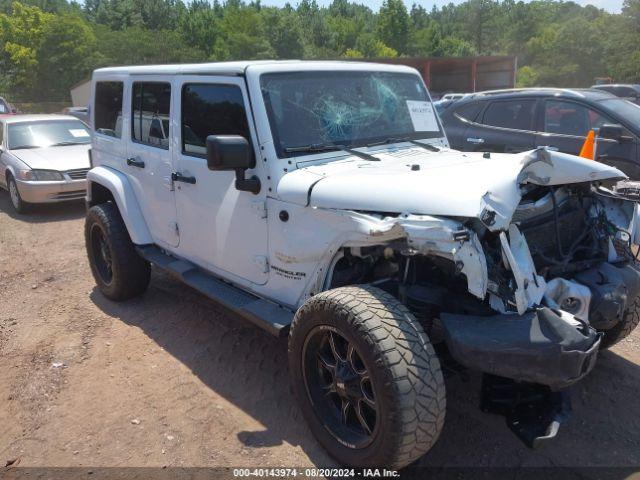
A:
262,7,304,59
0,2,52,95
348,32,397,58
377,0,408,54
90,0,143,30
178,1,222,58
408,21,443,57
36,13,101,97
516,65,540,87
94,25,203,65
297,0,332,57
217,3,274,60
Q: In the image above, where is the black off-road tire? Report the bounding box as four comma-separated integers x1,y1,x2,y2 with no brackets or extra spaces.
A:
599,297,640,349
85,202,150,301
288,285,446,469
7,174,29,214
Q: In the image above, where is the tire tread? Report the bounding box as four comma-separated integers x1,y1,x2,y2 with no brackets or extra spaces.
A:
289,285,445,469
601,295,640,349
85,202,150,301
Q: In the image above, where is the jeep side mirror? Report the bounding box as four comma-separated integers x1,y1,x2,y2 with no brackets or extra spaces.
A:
598,124,627,142
206,135,261,194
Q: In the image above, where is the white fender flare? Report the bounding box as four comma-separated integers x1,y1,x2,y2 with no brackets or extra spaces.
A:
86,166,153,245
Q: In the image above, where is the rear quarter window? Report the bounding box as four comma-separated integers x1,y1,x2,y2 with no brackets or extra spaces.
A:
94,81,124,138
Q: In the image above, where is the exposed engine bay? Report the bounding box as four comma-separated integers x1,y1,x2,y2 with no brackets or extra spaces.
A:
325,183,640,388
319,182,640,447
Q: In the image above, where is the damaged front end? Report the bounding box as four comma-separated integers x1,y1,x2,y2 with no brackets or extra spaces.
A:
321,148,640,447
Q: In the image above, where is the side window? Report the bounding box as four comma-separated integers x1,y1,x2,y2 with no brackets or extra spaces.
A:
132,82,171,149
482,100,536,130
621,87,639,100
94,81,123,138
544,100,613,136
454,102,484,122
181,83,250,157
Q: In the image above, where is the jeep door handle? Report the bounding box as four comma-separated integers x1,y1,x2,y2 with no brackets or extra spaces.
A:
171,172,196,185
126,157,145,168
466,137,485,144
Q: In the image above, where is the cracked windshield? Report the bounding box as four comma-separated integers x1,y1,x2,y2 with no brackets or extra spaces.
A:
260,71,442,157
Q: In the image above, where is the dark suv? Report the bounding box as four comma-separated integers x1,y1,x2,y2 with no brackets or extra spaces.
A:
592,84,640,105
440,88,640,179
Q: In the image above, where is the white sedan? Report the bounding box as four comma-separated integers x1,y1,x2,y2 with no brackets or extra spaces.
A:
0,114,91,213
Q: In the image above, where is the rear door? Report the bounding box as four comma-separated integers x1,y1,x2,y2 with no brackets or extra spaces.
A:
126,77,178,247
463,98,537,152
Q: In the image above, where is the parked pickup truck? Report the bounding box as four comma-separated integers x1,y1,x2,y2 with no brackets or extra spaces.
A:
85,61,640,469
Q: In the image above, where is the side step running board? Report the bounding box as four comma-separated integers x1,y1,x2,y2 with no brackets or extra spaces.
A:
136,246,293,337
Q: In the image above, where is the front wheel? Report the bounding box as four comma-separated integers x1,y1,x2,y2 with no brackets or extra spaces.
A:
288,285,446,469
85,202,150,301
599,297,640,349
7,174,28,213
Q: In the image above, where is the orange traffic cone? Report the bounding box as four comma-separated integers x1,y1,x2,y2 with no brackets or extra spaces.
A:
579,130,595,160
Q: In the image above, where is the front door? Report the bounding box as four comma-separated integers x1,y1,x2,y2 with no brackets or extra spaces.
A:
173,76,268,285
126,77,178,247
535,99,639,178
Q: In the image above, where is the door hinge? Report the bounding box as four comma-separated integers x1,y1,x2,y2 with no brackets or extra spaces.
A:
252,201,267,219
253,255,269,274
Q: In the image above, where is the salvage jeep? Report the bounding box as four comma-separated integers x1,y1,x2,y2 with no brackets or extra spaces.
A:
85,61,640,469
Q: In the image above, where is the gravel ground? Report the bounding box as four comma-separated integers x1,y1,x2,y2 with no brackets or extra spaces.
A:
1,191,639,474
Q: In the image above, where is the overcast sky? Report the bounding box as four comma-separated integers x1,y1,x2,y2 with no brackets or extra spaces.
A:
260,0,623,14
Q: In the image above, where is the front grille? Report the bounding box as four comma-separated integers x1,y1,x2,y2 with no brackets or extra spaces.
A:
65,168,89,180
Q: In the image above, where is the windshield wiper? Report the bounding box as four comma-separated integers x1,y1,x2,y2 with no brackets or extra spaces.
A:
284,143,380,161
363,136,412,147
10,145,40,150
284,143,340,154
364,137,440,152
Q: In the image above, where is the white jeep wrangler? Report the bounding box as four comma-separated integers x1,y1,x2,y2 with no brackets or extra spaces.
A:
85,61,640,469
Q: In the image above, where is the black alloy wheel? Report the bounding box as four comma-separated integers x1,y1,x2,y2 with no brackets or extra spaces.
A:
90,223,114,285
303,326,377,449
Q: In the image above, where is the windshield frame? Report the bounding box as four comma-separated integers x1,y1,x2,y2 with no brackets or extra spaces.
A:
259,70,445,159
8,119,91,150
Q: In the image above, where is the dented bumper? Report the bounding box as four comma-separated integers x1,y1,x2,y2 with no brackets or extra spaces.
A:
440,307,601,389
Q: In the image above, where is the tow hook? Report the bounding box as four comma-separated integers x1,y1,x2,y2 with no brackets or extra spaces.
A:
480,374,572,448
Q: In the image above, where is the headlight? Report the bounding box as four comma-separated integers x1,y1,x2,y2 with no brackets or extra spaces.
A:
17,169,64,181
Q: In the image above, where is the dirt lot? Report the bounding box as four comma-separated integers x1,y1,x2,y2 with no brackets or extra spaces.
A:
1,191,640,473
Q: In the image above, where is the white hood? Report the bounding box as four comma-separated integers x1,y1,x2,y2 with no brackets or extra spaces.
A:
277,146,625,231
11,144,90,171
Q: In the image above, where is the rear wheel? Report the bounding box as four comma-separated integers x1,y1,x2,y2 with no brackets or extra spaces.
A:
7,174,28,214
288,285,446,469
85,202,150,300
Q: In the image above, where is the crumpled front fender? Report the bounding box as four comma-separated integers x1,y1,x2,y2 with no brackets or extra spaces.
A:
332,211,489,299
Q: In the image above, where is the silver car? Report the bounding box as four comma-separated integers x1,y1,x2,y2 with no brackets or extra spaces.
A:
0,114,91,213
